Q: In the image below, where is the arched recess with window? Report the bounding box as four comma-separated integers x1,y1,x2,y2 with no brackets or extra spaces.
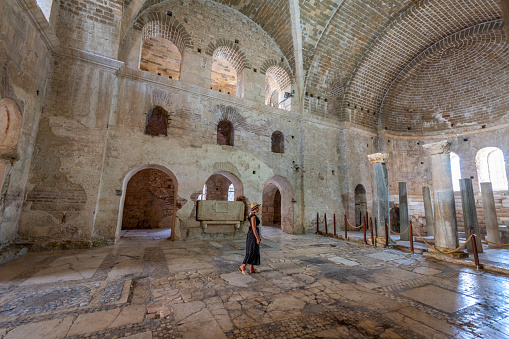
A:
217,120,234,146
476,147,508,190
450,152,462,192
271,131,284,154
208,41,248,97
140,20,185,80
0,98,22,193
145,106,169,136
199,172,244,201
265,66,292,111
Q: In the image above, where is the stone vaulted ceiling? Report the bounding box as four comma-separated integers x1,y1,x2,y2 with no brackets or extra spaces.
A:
124,0,506,130
122,0,295,72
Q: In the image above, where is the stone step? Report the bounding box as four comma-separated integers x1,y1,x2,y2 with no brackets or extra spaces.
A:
0,246,28,266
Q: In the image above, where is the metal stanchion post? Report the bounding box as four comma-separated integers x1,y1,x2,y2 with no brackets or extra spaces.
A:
470,228,481,270
333,214,336,237
324,213,328,235
344,215,347,240
385,218,389,248
409,220,414,254
363,215,367,244
370,217,374,245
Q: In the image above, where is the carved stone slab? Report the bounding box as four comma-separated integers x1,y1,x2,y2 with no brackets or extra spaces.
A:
196,201,245,221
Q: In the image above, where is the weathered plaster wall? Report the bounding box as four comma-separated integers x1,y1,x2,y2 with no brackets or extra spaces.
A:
302,119,349,233
0,0,52,247
19,55,118,248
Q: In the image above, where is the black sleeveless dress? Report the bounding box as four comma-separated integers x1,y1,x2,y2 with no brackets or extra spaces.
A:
242,213,260,265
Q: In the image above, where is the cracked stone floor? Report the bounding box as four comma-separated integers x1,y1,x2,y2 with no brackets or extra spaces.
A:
0,227,508,338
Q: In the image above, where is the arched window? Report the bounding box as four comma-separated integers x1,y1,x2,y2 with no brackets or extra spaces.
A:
450,152,461,192
197,184,206,200
203,173,239,201
217,120,234,146
477,147,508,190
228,184,234,201
36,0,53,21
271,131,284,154
140,21,185,80
265,65,291,111
211,46,245,97
269,90,279,107
145,106,168,136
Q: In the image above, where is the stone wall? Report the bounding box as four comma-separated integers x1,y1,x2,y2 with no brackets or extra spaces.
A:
0,0,52,248
57,0,122,58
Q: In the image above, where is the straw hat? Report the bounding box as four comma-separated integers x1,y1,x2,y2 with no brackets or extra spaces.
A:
250,202,261,211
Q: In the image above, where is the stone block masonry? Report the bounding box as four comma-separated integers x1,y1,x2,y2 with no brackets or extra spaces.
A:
57,0,123,58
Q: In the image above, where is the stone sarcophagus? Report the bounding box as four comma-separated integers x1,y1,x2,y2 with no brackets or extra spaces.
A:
196,201,245,233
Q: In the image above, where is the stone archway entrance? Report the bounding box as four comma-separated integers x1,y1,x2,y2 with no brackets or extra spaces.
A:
262,176,294,234
117,165,178,240
354,184,367,225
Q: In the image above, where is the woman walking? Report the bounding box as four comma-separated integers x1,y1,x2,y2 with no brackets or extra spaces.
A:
239,202,261,274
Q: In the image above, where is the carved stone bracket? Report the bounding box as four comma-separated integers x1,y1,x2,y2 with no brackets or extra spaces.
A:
423,140,451,155
368,153,389,164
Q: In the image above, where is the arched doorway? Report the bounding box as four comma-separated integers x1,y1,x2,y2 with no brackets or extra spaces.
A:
354,184,367,226
262,176,294,234
117,165,178,240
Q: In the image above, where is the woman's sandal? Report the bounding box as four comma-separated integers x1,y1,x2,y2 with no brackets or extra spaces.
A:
250,269,259,274
238,268,248,275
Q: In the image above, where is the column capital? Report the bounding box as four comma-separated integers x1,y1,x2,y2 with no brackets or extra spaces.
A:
422,140,451,155
367,153,389,164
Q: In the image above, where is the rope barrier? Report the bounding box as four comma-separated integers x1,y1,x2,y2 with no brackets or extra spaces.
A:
413,226,473,254
346,219,365,229
481,238,509,246
389,227,409,235
334,220,345,230
412,227,436,248
439,235,473,254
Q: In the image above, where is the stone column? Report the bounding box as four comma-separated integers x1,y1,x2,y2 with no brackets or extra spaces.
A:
399,182,410,241
368,153,392,244
481,182,502,248
422,141,459,250
460,179,483,253
422,186,435,237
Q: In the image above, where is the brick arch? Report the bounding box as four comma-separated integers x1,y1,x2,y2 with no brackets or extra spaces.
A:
116,164,178,241
141,19,186,55
206,39,251,72
260,59,293,88
212,105,247,131
119,2,193,59
341,0,501,130
136,10,193,49
380,20,508,134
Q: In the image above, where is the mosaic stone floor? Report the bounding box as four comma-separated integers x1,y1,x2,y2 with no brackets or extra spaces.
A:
0,227,508,338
